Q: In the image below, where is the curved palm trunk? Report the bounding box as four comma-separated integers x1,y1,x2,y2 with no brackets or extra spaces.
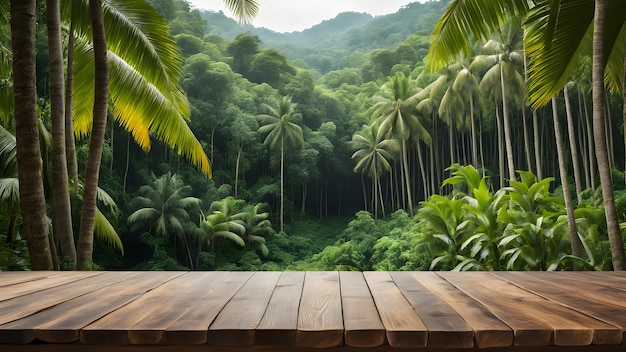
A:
11,0,53,270
48,0,76,269
593,0,626,271
551,96,581,267
563,86,583,203
77,0,109,270
500,63,516,182
495,96,505,188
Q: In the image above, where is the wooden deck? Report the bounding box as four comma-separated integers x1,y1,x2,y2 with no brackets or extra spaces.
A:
0,271,625,351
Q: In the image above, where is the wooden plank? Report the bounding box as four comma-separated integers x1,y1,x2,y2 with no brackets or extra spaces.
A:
165,271,255,345
363,271,428,348
295,271,343,348
0,272,101,302
0,272,181,344
495,272,624,344
80,272,215,345
440,272,619,347
0,272,129,328
339,271,385,347
255,271,304,345
206,272,281,346
1,342,625,352
408,271,512,348
128,271,253,345
390,272,474,348
0,271,96,288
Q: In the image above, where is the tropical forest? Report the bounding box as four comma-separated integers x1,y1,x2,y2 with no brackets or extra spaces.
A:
2,0,626,273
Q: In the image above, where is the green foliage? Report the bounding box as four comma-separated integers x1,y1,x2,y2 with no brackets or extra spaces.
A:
418,165,611,271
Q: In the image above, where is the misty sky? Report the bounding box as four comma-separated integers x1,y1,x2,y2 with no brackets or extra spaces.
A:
186,0,422,33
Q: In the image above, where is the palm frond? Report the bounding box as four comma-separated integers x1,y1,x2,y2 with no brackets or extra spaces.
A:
426,0,531,71
0,124,16,176
224,0,259,24
95,208,124,254
0,177,19,208
525,0,593,108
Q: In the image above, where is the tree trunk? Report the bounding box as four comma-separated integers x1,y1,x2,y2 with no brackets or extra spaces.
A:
279,135,284,232
563,86,583,203
10,0,53,270
552,96,581,268
77,0,109,270
47,0,76,269
235,145,242,198
495,96,505,188
500,63,516,182
65,24,79,196
532,109,542,180
401,140,414,216
623,55,626,184
593,0,626,271
582,90,596,192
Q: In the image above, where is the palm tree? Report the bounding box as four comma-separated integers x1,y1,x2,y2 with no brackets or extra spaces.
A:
426,0,626,269
230,202,272,256
127,172,201,269
199,199,246,260
10,0,53,270
76,0,109,270
47,0,76,269
373,72,431,216
257,96,304,232
351,123,399,219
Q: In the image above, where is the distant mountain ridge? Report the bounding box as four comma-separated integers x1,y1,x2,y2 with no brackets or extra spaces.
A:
199,1,449,72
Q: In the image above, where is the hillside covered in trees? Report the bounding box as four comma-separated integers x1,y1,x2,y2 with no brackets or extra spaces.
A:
2,0,626,272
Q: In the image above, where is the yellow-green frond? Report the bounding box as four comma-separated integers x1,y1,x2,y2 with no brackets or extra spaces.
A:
95,208,124,255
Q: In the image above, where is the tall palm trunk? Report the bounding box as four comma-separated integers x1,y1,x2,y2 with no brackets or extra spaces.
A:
47,0,76,269
532,110,542,180
65,24,79,195
495,96,504,188
500,63,516,182
563,86,583,203
593,0,626,271
77,0,109,270
401,140,414,216
10,0,53,270
551,96,581,267
279,135,284,232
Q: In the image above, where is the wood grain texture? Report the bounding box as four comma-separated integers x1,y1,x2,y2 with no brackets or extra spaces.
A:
295,271,343,348
255,271,304,345
165,271,254,345
390,272,474,348
1,271,626,352
363,271,427,348
408,272,512,348
207,272,281,346
440,272,619,347
80,272,203,345
339,271,385,347
495,271,623,345
0,272,181,344
0,272,132,328
127,272,252,345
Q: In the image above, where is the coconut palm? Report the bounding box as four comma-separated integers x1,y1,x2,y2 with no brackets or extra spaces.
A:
10,0,53,270
199,199,246,261
127,172,201,269
426,0,626,269
373,72,431,216
47,0,75,268
257,96,304,232
230,202,272,256
351,123,399,219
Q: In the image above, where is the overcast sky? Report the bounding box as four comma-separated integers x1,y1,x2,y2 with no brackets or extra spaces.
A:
186,0,423,33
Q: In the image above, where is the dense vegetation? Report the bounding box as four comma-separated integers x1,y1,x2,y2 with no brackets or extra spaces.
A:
1,0,626,272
